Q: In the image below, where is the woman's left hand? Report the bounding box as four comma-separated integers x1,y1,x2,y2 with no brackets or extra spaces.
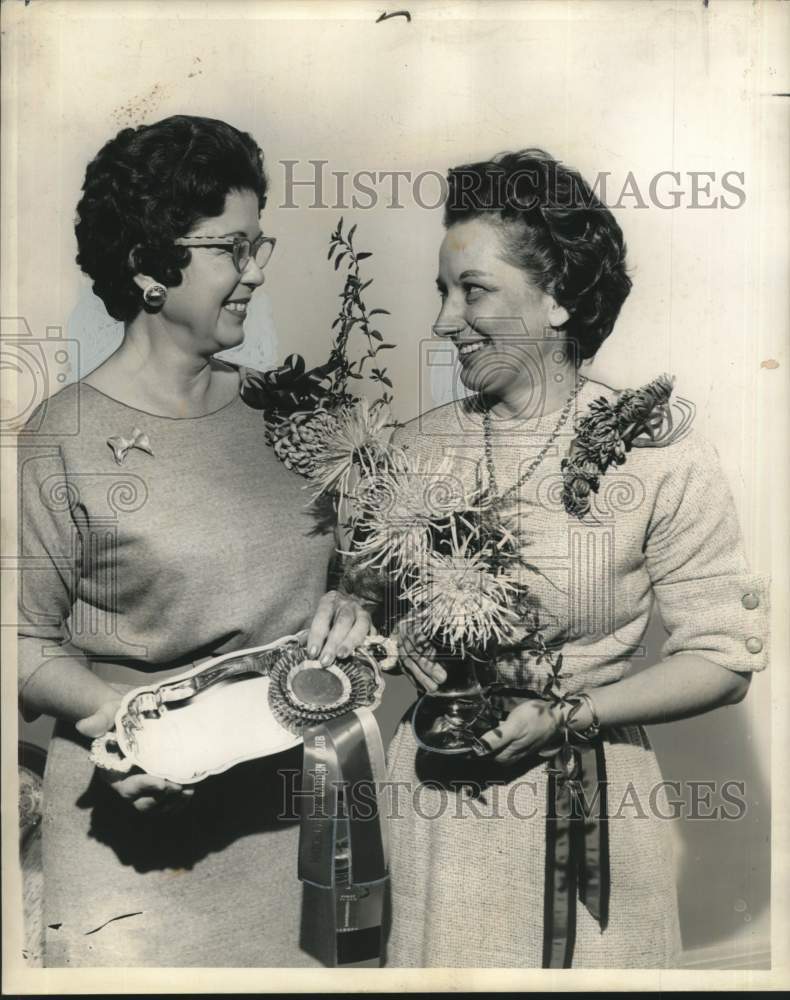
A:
305,590,372,666
480,697,562,765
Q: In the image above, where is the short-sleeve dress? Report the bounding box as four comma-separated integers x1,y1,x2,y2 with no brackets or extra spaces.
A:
382,379,769,969
16,372,336,967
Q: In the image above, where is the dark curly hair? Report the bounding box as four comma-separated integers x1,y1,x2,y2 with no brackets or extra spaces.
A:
75,115,268,322
443,149,632,362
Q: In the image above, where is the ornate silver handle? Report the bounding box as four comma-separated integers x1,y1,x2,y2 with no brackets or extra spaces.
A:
125,644,300,721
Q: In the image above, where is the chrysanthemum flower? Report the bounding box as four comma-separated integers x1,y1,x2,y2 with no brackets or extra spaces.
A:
346,455,484,576
401,536,520,655
311,398,398,501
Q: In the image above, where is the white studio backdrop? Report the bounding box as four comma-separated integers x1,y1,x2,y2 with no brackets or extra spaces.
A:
4,0,787,975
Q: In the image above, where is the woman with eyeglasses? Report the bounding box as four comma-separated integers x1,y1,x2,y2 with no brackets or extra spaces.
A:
16,115,369,967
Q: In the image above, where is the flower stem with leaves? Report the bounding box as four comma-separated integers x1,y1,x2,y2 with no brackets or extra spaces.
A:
327,218,396,410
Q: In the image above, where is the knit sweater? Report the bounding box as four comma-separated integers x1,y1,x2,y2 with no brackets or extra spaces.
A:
383,378,768,968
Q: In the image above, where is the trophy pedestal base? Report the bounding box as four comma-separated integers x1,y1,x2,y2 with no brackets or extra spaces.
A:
411,691,500,757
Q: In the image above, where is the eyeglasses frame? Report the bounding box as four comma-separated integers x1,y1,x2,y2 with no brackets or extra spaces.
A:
173,233,277,274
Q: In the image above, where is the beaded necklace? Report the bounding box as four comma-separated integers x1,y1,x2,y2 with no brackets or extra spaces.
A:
482,375,587,509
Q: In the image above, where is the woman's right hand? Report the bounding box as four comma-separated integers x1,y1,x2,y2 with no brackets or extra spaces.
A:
394,620,447,693
76,699,194,814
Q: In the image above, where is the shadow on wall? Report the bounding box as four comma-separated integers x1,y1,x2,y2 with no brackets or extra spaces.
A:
633,610,770,953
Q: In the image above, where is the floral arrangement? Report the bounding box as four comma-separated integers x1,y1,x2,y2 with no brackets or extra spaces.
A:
316,380,679,650
241,219,397,478
313,421,545,669
308,372,680,766
249,223,681,763
310,408,581,761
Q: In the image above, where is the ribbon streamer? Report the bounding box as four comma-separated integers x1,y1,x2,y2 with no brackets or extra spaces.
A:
298,707,388,966
542,739,609,968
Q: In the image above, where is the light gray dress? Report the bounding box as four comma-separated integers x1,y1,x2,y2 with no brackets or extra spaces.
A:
17,375,336,967
383,380,769,968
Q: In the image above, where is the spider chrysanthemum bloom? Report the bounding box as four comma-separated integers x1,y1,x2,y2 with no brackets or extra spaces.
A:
402,541,520,655
311,397,398,500
616,372,674,426
348,457,483,576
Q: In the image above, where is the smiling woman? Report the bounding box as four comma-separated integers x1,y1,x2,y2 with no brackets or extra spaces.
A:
433,150,632,416
131,189,266,354
381,148,769,969
73,118,272,414
435,221,573,409
16,115,371,967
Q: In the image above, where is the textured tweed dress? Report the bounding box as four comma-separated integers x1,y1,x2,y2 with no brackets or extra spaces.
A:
16,374,336,967
383,379,769,968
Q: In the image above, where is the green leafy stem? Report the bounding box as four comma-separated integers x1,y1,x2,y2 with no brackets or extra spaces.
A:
327,218,396,409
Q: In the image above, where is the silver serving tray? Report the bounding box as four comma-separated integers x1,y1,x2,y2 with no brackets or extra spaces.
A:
90,633,389,784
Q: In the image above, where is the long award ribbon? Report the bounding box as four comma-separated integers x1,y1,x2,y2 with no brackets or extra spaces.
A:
542,738,610,968
298,707,388,966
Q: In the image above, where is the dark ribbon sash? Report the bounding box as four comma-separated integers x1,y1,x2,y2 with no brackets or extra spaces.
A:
298,707,388,966
542,738,610,968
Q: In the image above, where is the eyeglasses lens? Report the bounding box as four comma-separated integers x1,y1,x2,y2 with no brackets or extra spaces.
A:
254,240,274,269
233,237,274,273
234,241,251,273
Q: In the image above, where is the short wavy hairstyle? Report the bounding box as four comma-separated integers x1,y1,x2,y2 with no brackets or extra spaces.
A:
75,115,268,322
443,149,632,363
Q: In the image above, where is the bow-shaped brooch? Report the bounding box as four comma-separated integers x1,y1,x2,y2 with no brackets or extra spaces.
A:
107,427,154,466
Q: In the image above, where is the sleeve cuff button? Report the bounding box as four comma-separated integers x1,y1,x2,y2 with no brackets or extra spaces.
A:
745,636,763,654
741,593,760,610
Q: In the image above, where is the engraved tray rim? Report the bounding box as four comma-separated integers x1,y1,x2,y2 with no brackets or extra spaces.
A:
112,634,306,783
107,632,387,784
